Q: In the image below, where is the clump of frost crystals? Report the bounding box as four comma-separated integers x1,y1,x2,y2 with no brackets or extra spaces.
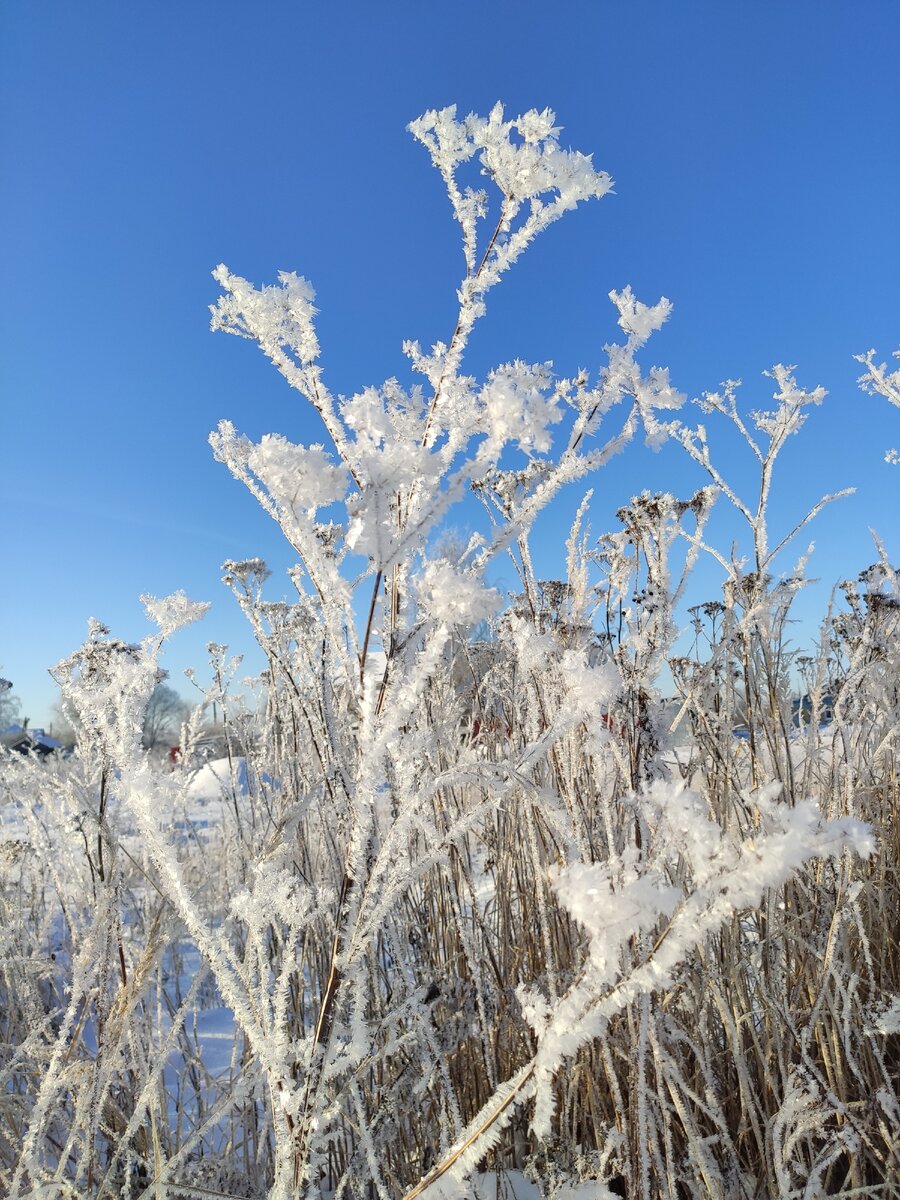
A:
405,103,613,373
856,342,900,462
871,995,900,1036
247,435,347,517
527,782,874,1137
211,264,320,366
141,589,211,638
417,781,873,1190
479,360,561,455
417,560,501,626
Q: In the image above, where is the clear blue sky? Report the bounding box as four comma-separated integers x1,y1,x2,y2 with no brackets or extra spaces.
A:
2,2,898,728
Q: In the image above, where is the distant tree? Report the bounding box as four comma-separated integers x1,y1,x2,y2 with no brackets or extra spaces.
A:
141,682,188,750
45,681,187,750
48,698,78,746
0,677,21,731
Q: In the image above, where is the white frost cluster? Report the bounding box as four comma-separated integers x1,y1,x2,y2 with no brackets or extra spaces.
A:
610,286,672,344
141,589,211,637
520,781,873,1140
408,103,612,323
553,858,681,981
211,264,320,366
407,102,612,212
416,561,501,626
479,361,561,454
872,995,900,1036
556,650,619,721
247,435,347,518
856,344,900,463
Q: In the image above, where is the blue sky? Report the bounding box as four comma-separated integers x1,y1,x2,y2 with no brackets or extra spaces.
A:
2,2,898,728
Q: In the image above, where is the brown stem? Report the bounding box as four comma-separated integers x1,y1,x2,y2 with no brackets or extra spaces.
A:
359,570,383,686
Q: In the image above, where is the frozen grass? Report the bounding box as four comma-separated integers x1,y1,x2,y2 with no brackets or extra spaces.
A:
2,565,896,1199
1,105,898,1199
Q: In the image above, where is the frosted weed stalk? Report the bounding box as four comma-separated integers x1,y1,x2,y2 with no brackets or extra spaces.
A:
0,105,895,1199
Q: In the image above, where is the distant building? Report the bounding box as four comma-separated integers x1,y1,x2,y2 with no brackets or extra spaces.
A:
791,694,834,728
1,724,63,759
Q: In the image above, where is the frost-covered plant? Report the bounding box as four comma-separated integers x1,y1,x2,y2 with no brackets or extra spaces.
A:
856,343,900,463
403,780,871,1198
1,105,896,1200
203,102,695,1197
662,387,900,1194
668,369,854,791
